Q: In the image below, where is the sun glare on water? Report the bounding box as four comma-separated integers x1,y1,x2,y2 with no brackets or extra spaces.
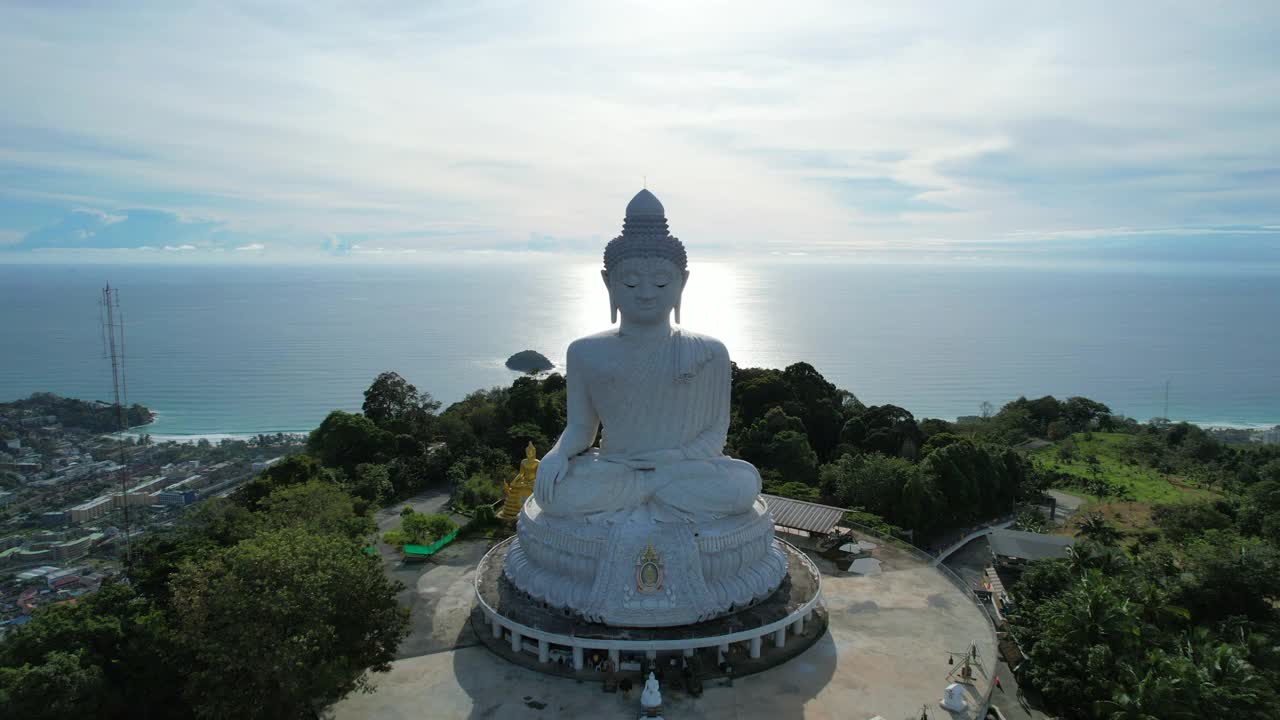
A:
555,259,779,371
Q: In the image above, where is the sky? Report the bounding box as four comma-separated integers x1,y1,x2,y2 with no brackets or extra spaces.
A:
1,1,1278,264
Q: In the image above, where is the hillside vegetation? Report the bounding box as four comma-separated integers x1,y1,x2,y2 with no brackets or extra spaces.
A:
4,369,1278,719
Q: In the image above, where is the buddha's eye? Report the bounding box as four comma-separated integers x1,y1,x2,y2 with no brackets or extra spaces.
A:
622,274,640,288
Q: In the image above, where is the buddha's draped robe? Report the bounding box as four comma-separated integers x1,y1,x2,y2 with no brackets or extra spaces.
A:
539,329,761,522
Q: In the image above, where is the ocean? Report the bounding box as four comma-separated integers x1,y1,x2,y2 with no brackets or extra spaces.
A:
1,261,1277,437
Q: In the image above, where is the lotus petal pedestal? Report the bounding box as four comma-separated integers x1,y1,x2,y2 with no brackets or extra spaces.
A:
504,497,787,627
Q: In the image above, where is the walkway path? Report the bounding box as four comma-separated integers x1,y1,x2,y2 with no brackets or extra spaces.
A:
931,519,1015,566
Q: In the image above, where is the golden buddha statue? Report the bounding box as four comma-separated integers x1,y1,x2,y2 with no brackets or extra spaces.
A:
500,442,539,520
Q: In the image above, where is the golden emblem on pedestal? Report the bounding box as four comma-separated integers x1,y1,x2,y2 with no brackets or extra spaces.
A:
499,442,539,520
636,544,664,593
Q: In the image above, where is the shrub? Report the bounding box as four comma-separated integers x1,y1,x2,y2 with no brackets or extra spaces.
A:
402,512,457,544
457,472,502,510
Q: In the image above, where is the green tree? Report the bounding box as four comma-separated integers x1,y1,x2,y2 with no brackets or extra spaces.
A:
730,367,790,431
922,432,962,455
362,371,439,434
1063,396,1111,432
308,411,389,473
346,462,393,506
840,404,923,458
897,473,945,535
1151,501,1232,541
169,528,409,720
735,408,820,484
257,480,375,539
1018,572,1138,710
1011,558,1073,604
1076,511,1123,546
922,439,1024,524
401,512,457,544
764,480,821,503
1094,654,1196,720
819,452,923,519
0,649,107,718
1175,531,1280,624
0,583,184,718
232,453,327,507
779,362,845,460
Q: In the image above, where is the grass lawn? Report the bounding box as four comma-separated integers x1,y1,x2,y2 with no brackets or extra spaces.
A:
1032,432,1218,504
1032,433,1218,537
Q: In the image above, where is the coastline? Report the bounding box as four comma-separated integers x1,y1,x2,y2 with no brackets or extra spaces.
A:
115,416,1279,444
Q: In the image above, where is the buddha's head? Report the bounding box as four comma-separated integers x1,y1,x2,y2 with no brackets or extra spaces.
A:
602,189,689,326
525,441,537,460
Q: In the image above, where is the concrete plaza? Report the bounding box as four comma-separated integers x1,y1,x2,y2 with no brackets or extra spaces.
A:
329,535,997,720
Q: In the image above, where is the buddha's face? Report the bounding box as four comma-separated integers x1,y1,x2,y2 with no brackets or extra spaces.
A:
602,257,688,325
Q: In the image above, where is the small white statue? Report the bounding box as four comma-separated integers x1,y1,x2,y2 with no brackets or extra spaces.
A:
640,672,663,716
940,682,967,712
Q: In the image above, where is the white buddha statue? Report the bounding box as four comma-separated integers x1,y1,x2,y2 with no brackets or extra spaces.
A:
532,190,760,523
504,189,787,627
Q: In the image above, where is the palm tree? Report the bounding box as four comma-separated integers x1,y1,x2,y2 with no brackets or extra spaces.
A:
1061,572,1137,649
1076,511,1122,545
1178,630,1270,716
1133,581,1190,630
1094,657,1196,720
1067,542,1127,577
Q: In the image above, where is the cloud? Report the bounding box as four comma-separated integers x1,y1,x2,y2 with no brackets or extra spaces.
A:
235,243,265,251
8,207,222,251
81,208,126,225
0,2,1277,258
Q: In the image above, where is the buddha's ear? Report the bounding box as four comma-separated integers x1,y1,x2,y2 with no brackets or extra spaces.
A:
601,269,618,323
681,269,690,288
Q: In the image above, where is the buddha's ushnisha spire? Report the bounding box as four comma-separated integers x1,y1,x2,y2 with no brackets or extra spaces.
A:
603,189,687,274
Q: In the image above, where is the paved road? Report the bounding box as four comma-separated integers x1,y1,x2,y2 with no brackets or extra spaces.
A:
1044,489,1086,528
372,489,485,659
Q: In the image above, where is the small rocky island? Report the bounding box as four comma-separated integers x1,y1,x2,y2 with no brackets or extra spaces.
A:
505,350,554,374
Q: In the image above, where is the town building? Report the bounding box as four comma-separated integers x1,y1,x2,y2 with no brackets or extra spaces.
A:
69,496,114,524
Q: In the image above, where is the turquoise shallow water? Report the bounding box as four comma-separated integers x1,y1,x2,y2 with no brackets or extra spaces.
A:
0,261,1277,436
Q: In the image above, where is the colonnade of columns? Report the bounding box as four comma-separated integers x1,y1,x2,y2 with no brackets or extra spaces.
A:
488,608,815,672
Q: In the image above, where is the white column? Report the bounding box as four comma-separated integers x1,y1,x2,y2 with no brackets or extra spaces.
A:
718,643,729,664
538,639,550,664
609,648,620,666
645,650,657,661
749,636,762,659
491,616,503,639
510,630,523,653
773,627,787,648
683,648,695,657
794,615,805,635
572,646,584,671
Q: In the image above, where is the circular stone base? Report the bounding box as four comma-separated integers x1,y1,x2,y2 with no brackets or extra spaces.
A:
473,537,825,680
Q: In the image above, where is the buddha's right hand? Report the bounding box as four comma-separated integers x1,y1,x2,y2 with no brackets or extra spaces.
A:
533,450,568,507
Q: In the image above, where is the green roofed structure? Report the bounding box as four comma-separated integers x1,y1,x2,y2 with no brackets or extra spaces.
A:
403,529,460,559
